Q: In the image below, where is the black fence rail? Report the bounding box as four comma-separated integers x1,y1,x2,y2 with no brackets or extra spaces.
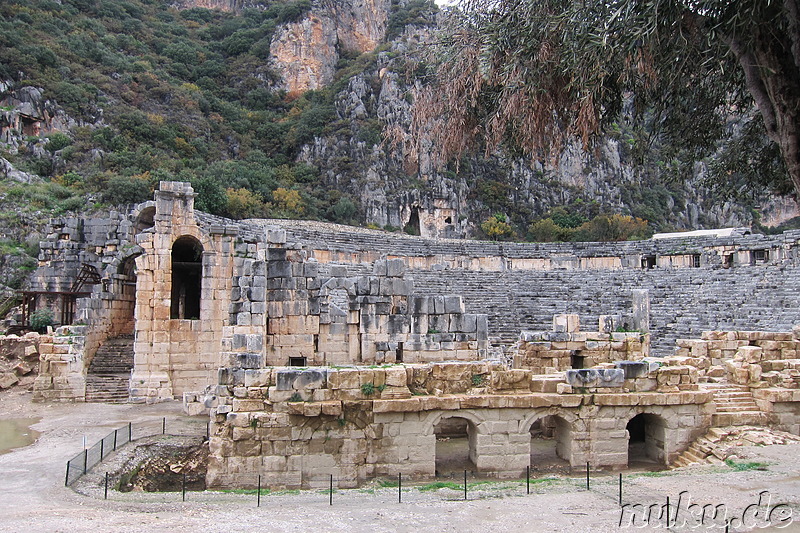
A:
65,418,207,487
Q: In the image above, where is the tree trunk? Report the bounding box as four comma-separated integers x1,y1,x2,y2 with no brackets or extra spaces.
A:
728,8,800,196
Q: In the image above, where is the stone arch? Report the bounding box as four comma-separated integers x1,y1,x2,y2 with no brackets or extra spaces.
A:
626,412,669,468
522,410,576,470
431,414,480,476
422,409,486,436
132,201,156,233
171,235,204,319
520,408,582,435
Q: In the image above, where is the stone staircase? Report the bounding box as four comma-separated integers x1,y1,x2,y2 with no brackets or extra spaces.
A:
85,335,134,403
707,383,766,427
671,384,768,468
672,427,729,468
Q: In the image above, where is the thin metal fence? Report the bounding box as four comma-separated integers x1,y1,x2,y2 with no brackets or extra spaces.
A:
65,418,206,487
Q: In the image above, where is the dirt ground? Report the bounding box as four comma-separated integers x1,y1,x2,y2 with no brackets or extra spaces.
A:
3,389,800,533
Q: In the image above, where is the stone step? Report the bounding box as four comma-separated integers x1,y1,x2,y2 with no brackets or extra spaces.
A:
712,411,767,427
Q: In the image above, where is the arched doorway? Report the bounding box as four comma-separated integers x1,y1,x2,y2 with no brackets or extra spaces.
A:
171,236,203,319
113,255,138,335
434,416,476,476
529,415,571,473
626,413,667,469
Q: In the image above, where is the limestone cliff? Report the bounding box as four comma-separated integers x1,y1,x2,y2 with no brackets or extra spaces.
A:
270,13,340,93
298,34,796,238
270,0,390,92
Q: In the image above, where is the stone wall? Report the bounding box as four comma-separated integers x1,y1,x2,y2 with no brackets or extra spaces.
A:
26,182,800,402
204,361,712,489
514,314,649,373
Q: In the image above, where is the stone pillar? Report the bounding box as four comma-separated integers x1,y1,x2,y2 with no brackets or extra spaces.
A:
631,290,650,333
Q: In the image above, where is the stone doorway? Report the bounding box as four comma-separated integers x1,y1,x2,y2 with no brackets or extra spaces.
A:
626,413,667,470
529,415,571,473
434,416,476,476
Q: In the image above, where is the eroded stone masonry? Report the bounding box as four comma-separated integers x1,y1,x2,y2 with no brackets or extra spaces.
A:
16,181,800,488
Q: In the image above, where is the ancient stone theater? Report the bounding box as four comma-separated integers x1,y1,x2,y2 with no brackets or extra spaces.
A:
23,181,800,488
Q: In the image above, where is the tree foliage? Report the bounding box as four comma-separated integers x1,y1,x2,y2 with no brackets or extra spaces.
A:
415,0,800,198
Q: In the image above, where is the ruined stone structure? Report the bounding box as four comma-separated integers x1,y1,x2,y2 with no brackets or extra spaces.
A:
22,181,800,487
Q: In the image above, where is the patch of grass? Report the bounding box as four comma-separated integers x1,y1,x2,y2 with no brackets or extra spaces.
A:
629,470,675,478
221,488,271,495
725,458,769,471
417,481,463,492
377,478,399,488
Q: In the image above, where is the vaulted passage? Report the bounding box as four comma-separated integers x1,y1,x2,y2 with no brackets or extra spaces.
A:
434,417,476,476
529,415,571,473
626,413,667,469
171,236,203,320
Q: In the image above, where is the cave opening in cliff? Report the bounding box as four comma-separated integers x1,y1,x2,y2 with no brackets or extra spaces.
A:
171,236,203,320
404,206,421,236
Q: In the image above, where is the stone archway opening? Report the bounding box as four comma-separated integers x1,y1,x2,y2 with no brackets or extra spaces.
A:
434,416,476,476
626,413,667,470
529,415,571,473
171,236,203,320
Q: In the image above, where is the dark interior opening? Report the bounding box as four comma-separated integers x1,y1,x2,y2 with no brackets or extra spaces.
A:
692,254,701,267
641,255,656,269
626,413,666,470
627,415,646,443
171,236,203,319
570,350,585,369
289,357,307,367
444,216,452,224
724,254,734,268
396,342,404,363
404,206,421,236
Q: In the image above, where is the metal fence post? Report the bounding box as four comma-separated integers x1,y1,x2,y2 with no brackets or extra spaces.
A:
586,462,590,490
329,474,333,506
104,472,109,500
526,465,530,494
128,422,132,442
113,429,117,451
162,417,166,435
83,449,88,475
257,475,261,507
100,438,104,460
398,473,402,503
464,470,467,500
64,462,70,486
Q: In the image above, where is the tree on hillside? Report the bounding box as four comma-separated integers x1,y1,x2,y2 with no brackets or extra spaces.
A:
413,1,800,198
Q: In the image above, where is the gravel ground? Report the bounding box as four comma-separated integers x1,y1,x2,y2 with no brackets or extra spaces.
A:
2,389,800,533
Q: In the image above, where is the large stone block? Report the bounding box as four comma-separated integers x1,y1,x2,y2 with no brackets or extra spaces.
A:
565,368,624,388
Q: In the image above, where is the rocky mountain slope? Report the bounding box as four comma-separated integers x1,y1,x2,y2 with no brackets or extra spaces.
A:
0,0,795,295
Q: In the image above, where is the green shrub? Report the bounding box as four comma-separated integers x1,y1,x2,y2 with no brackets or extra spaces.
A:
29,308,54,332
45,132,72,152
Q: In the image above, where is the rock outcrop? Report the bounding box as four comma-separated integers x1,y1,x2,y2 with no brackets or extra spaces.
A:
270,0,391,92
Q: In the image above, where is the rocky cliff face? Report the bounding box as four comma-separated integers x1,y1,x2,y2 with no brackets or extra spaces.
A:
270,0,390,92
298,33,794,238
171,0,267,12
270,13,340,93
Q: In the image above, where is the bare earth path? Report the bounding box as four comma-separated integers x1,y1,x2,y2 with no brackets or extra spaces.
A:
2,389,800,533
